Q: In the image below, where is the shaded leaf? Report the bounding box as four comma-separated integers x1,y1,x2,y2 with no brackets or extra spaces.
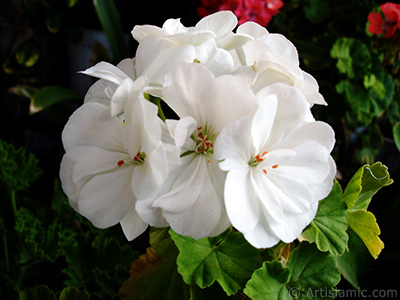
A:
19,285,56,300
393,122,400,152
0,140,43,191
336,229,372,288
93,0,128,63
170,228,261,296
59,287,89,300
30,86,81,115
304,0,331,24
15,40,39,67
301,180,349,256
119,248,189,300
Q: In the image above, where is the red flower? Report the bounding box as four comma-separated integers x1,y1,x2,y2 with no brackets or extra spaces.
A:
198,0,284,27
368,2,400,38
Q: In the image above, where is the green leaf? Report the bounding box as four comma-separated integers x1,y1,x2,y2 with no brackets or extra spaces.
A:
15,207,61,262
119,248,190,300
342,162,393,211
19,285,56,300
287,243,341,298
304,0,331,24
341,162,391,258
30,86,81,115
336,229,373,288
93,0,128,63
244,242,341,300
347,211,384,259
170,228,261,296
149,227,178,258
393,122,400,152
59,287,89,300
0,140,43,191
330,38,371,79
301,180,349,256
15,40,39,67
243,261,291,300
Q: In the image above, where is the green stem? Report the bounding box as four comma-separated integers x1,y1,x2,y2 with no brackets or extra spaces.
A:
2,234,10,274
149,95,166,122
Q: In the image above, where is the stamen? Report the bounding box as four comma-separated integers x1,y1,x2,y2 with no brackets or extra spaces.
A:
117,160,125,167
263,169,267,174
272,165,279,169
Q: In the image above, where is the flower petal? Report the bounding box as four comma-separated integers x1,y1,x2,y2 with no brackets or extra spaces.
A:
224,168,260,233
62,102,125,152
195,11,238,39
80,61,129,85
120,203,148,241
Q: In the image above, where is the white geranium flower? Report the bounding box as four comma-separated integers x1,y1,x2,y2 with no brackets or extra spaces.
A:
137,62,257,239
80,35,196,111
132,11,251,77
214,84,336,248
60,96,178,240
232,22,327,106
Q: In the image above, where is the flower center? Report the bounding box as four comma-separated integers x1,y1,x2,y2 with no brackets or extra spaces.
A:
249,151,279,175
116,151,146,168
194,126,215,155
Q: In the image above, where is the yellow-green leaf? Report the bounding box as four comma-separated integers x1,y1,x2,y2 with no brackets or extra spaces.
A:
347,210,384,259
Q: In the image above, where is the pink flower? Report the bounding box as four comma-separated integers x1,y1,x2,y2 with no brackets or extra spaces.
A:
368,2,400,38
198,0,283,27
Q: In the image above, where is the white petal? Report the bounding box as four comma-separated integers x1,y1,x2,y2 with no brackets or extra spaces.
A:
80,61,129,85
195,11,237,39
166,116,197,148
257,33,299,66
251,95,278,153
162,18,187,34
160,157,225,239
214,116,254,171
135,196,169,227
62,102,125,152
152,155,204,213
120,203,148,241
77,162,135,228
131,24,168,42
162,62,218,122
237,22,269,38
224,168,259,233
243,221,280,249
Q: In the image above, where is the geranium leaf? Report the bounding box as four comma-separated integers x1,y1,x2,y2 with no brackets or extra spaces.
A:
170,228,261,296
243,261,291,300
19,285,56,300
59,287,89,300
119,248,189,300
301,180,349,256
342,162,393,211
30,86,81,115
244,242,341,300
335,229,373,288
0,140,42,191
347,211,384,259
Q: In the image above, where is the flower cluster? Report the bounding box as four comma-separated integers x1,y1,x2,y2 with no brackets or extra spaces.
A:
368,2,400,38
198,0,284,27
60,11,336,248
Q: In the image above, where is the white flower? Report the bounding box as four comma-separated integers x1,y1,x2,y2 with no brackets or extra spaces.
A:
136,62,257,239
60,96,178,240
232,22,327,106
132,11,251,77
214,84,336,248
80,36,196,112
